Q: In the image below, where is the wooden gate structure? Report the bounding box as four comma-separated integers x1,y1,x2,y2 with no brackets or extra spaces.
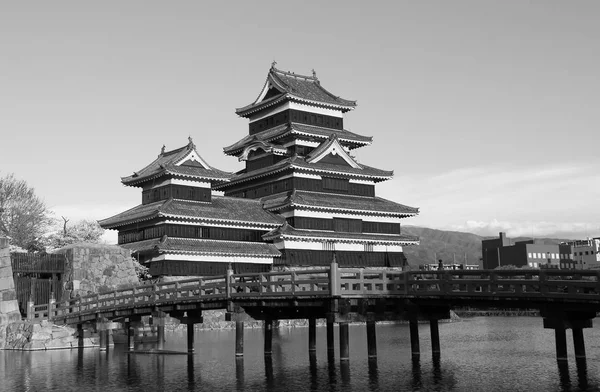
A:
10,253,66,316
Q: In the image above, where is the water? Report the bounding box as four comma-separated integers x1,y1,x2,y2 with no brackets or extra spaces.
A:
1,317,600,391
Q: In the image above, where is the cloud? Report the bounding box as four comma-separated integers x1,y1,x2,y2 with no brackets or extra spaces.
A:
382,162,600,236
449,219,599,239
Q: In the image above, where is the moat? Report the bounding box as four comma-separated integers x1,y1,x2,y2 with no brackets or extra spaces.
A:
2,317,599,391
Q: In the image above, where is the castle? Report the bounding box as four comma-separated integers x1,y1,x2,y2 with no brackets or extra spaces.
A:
100,65,419,276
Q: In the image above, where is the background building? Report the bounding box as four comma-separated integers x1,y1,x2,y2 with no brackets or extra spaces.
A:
482,232,560,269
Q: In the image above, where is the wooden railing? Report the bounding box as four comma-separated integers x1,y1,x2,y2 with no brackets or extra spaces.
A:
46,267,600,323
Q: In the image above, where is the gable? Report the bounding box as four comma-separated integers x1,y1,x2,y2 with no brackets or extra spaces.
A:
318,152,354,167
174,150,210,169
306,136,361,169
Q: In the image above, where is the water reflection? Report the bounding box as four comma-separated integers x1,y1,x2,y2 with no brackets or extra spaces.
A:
187,356,195,390
411,356,422,390
264,354,274,390
327,351,337,388
575,358,588,391
340,360,351,390
235,356,244,391
3,319,600,391
309,351,318,391
557,359,571,391
432,353,442,386
367,358,379,391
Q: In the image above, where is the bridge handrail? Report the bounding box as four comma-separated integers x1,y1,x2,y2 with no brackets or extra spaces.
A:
48,268,600,322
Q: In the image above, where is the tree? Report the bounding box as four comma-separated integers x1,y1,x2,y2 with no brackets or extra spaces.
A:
45,219,105,250
0,173,50,250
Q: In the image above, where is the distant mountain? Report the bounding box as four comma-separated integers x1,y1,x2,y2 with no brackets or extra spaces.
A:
402,226,484,267
402,226,571,268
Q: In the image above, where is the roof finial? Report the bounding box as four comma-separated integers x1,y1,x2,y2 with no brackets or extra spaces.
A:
188,136,195,149
160,144,166,155
312,68,317,78
271,60,277,69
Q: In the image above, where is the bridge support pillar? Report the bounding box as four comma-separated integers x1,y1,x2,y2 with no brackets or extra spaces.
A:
573,328,586,359
326,321,335,356
409,319,420,356
339,322,349,361
125,322,134,351
187,324,195,353
366,320,377,358
236,320,244,357
264,319,273,356
96,318,114,351
308,318,316,353
77,324,84,348
151,312,167,351
157,326,165,350
430,319,440,355
542,310,594,361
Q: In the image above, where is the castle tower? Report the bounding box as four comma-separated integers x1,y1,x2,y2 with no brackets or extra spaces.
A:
216,65,419,268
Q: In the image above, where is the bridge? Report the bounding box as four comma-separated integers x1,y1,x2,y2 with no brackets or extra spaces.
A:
32,262,600,363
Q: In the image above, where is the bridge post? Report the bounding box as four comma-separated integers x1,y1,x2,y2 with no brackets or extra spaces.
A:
430,319,440,355
409,319,420,357
124,321,132,351
77,323,84,348
366,319,377,358
236,320,244,357
264,319,273,356
326,320,335,356
308,318,316,353
152,311,167,351
187,323,195,353
97,317,112,351
339,322,349,361
572,328,586,359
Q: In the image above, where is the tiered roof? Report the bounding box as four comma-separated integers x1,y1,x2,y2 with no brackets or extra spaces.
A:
122,138,231,187
263,223,419,245
223,123,372,157
120,237,280,258
99,197,283,229
214,154,393,191
262,190,419,218
236,65,357,117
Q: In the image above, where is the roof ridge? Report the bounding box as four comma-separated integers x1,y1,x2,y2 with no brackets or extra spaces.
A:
271,66,317,82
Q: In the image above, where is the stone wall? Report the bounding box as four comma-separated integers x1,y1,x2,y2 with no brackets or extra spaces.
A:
0,238,20,325
55,243,140,299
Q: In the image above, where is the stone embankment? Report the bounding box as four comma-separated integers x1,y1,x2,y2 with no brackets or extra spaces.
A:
0,320,98,351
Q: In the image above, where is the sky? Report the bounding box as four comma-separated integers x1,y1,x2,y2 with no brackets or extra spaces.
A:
1,1,599,244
